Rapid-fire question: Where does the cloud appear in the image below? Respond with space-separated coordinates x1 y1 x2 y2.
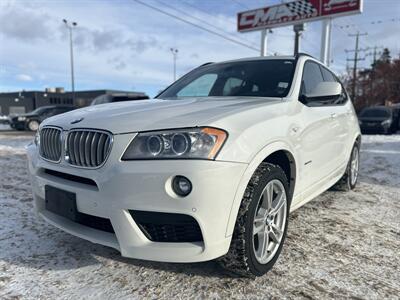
16 74 33 81
1 0 399 98
0 5 53 42
72 26 159 54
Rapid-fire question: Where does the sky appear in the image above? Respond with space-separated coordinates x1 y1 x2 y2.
0 0 400 97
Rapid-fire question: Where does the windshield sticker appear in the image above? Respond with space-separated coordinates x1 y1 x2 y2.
278 82 289 88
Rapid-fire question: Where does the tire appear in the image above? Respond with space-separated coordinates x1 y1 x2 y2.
218 163 291 277
27 120 39 131
331 143 360 191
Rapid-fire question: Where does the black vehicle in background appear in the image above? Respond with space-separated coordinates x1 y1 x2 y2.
9 105 76 131
358 106 397 135
91 92 149 106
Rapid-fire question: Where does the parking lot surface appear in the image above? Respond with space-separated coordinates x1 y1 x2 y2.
0 128 399 299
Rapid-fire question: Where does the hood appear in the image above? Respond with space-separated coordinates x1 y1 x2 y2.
42 97 282 134
12 112 36 118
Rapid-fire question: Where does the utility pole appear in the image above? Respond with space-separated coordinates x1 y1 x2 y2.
63 19 77 103
346 32 368 101
369 46 383 66
170 48 178 82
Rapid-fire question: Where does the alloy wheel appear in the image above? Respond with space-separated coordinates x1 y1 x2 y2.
28 121 39 131
350 146 359 186
252 179 287 264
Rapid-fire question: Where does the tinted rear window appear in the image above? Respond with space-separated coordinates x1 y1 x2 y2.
360 108 391 118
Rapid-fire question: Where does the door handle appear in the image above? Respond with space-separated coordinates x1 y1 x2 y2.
330 113 337 119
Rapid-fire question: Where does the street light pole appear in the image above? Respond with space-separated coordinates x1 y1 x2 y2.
170 48 178 82
63 19 77 103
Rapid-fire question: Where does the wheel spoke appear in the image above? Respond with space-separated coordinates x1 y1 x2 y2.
262 182 273 211
256 231 268 259
271 224 282 238
269 228 280 243
270 193 285 216
253 221 265 235
257 207 268 218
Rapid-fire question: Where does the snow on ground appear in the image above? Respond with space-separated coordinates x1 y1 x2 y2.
0 124 11 131
0 132 399 299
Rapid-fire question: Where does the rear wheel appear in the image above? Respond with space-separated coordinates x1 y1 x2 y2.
219 163 290 277
332 143 360 191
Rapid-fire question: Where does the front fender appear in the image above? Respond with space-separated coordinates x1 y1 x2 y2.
224 140 298 238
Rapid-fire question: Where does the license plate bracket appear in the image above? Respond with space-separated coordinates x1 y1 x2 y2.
45 185 78 221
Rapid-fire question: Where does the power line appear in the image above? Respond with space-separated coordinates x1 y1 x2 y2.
182 0 237 27
155 0 260 49
133 0 260 52
231 0 250 10
335 17 400 29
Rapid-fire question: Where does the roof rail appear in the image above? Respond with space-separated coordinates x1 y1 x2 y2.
199 62 214 67
295 53 316 60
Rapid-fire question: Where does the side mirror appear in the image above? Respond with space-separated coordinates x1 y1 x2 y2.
301 82 342 104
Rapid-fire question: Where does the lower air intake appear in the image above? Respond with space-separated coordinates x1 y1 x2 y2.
129 210 203 243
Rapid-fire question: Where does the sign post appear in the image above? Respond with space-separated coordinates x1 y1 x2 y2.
260 29 268 56
293 23 305 56
237 0 363 61
320 18 332 65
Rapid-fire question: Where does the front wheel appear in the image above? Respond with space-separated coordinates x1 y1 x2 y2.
27 120 39 131
219 163 290 277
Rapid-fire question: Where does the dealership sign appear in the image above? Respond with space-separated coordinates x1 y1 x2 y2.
238 0 363 32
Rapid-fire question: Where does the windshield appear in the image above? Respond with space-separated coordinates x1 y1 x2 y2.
31 107 51 114
360 108 391 118
157 59 295 99
91 95 110 105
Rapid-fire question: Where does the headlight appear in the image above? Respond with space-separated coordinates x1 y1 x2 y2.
121 127 228 160
18 116 26 121
34 130 40 146
381 119 391 126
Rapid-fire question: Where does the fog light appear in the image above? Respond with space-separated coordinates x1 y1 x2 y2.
172 176 192 197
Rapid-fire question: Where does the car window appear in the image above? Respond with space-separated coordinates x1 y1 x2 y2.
222 77 259 96
159 60 295 99
320 67 337 82
56 107 73 114
301 61 324 96
360 108 391 118
321 66 348 105
41 108 54 116
301 61 348 106
177 74 217 97
92 95 110 105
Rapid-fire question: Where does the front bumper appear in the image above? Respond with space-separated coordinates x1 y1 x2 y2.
27 133 247 263
10 120 26 130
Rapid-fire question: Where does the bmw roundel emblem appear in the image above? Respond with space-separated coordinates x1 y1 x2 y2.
71 117 84 124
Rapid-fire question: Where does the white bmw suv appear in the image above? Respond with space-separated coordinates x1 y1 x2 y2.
27 54 361 277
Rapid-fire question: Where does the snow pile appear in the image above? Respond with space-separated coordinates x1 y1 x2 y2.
0 133 32 155
0 124 11 131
